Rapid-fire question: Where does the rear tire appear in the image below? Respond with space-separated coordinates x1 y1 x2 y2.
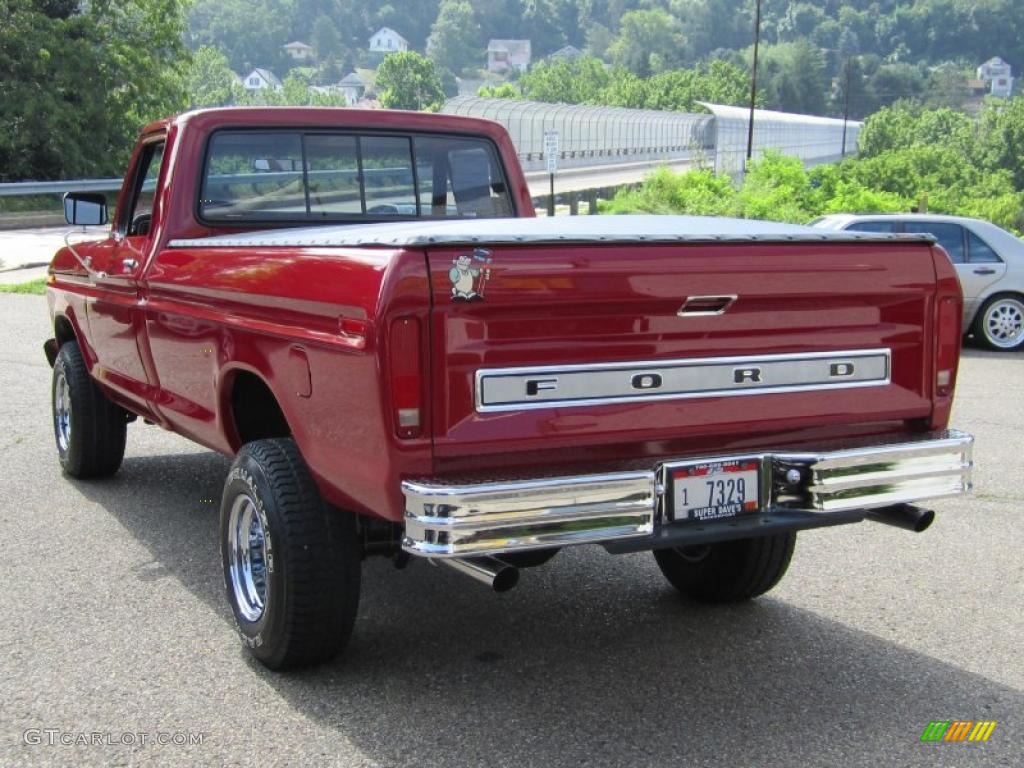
973 293 1024 351
51 340 127 478
653 533 796 603
220 438 361 670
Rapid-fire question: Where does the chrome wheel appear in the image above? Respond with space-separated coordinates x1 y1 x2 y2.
983 297 1024 349
227 494 269 622
54 371 72 453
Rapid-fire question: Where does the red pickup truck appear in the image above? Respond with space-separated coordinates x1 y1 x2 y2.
45 108 973 670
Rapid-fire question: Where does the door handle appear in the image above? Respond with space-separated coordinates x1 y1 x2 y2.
973 267 996 275
121 258 138 273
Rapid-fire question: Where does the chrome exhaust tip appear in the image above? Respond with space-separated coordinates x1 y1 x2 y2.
867 503 935 533
438 556 520 592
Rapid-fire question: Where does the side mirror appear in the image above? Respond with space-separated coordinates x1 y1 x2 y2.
63 192 108 226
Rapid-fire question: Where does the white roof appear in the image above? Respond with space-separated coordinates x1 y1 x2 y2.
372 27 407 43
246 68 281 87
488 39 531 53
170 215 934 249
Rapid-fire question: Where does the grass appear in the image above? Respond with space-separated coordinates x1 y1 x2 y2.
0 278 48 295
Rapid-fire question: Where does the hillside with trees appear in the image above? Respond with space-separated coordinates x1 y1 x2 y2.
184 1 1022 117
3 0 1022 182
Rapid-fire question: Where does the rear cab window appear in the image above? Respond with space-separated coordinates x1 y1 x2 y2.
199 129 513 224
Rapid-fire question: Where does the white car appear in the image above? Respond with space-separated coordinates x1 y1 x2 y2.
813 213 1024 351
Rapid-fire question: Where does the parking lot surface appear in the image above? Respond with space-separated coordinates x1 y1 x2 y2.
1 292 1021 767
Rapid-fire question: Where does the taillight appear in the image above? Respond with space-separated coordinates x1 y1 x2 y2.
935 295 959 398
929 242 963 431
389 317 423 439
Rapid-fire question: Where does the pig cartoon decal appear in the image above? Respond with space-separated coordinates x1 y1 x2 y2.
448 248 492 301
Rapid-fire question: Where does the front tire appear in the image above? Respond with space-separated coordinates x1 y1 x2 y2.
653 533 796 603
220 438 361 670
51 340 127 478
974 293 1024 351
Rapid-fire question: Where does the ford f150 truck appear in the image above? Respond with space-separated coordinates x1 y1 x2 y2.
44 108 973 670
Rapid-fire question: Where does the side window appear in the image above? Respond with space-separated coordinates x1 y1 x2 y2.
847 221 897 233
903 221 966 263
123 141 166 237
967 231 1003 263
413 135 513 218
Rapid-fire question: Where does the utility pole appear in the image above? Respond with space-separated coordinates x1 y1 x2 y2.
841 57 852 158
746 0 763 161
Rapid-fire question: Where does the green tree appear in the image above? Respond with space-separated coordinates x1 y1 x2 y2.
187 46 240 108
188 0 293 73
599 67 649 108
521 0 570 57
282 71 313 104
607 9 686 77
643 60 752 112
426 0 481 76
477 82 521 98
976 97 1024 190
0 0 189 181
376 51 445 111
757 40 828 115
867 62 926 111
311 14 342 61
518 56 611 104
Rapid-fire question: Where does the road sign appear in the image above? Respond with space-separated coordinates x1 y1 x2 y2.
544 131 559 174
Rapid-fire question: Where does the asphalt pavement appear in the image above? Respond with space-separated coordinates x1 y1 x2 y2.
1 292 1021 767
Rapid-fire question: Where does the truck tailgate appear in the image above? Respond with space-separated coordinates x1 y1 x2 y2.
426 241 937 466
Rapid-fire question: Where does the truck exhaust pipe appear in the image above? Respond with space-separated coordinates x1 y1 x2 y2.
867 504 935 533
438 556 520 592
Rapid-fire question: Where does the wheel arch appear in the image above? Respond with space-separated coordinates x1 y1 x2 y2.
50 309 97 369
220 365 293 452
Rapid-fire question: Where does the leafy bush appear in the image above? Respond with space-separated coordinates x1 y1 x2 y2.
600 168 738 216
605 100 1024 235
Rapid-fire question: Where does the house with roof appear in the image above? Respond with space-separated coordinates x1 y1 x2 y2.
976 56 1014 97
283 41 315 61
547 45 584 62
369 27 408 54
242 68 282 91
338 72 366 106
487 39 532 74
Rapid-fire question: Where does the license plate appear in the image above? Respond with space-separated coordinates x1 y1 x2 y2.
667 458 761 522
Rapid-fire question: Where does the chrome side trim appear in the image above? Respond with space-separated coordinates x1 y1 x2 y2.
475 348 891 413
401 430 973 558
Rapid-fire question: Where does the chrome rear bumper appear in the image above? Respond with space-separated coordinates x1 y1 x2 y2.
401 430 973 558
